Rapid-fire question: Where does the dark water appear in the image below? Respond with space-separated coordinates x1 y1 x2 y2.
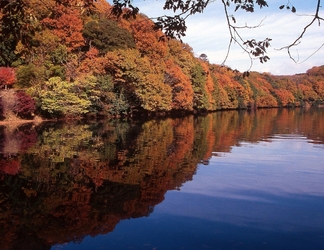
0 108 324 250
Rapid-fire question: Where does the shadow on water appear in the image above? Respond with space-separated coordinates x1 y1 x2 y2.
0 108 323 249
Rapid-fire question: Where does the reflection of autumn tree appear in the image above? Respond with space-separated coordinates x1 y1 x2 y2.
168 116 196 170
1 109 324 249
209 109 281 153
129 117 201 198
201 115 216 163
210 111 242 153
209 108 324 155
27 123 96 164
0 123 37 157
0 118 203 249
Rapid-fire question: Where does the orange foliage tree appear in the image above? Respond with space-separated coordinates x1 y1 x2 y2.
298 84 319 104
129 15 168 64
0 67 16 89
273 89 295 107
77 48 106 76
164 59 193 111
313 81 324 101
42 7 84 52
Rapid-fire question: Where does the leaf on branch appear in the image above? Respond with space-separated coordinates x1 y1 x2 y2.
111 0 139 19
243 71 250 78
154 15 187 40
259 55 270 63
256 0 268 9
279 4 296 14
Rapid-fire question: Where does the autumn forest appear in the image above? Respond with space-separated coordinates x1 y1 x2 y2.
0 0 324 120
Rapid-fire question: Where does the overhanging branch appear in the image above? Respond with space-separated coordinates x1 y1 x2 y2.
278 0 323 63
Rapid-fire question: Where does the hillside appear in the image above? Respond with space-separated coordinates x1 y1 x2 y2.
0 0 324 120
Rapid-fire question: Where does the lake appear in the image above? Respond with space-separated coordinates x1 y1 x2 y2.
0 108 324 250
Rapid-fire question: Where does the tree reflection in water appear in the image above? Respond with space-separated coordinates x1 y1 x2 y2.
0 108 323 249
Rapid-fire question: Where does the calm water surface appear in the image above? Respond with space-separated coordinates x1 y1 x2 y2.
0 108 324 250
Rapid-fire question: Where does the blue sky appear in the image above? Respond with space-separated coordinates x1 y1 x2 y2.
124 0 324 75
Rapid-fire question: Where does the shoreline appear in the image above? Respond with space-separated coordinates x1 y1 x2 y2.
0 117 44 126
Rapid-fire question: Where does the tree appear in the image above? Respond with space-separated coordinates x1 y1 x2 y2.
13 91 36 119
16 64 41 88
0 0 94 56
105 49 172 112
83 18 135 54
164 59 193 110
128 15 168 63
42 7 84 52
273 89 295 107
2 0 322 70
0 67 16 89
0 0 28 65
38 77 92 117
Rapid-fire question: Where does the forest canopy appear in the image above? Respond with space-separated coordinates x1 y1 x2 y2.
0 0 323 120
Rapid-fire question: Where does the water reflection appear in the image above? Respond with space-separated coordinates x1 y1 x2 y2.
0 108 323 249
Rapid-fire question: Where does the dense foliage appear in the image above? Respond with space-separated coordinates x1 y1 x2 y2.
0 0 324 120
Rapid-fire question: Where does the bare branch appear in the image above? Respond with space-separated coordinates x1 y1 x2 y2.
221 0 253 70
299 42 324 64
220 0 271 71
279 0 323 62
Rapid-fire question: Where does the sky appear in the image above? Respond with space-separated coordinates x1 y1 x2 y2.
126 0 324 75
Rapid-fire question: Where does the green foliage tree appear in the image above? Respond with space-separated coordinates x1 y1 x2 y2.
106 49 172 112
0 35 19 66
37 77 91 117
190 63 209 110
83 18 135 54
16 63 48 88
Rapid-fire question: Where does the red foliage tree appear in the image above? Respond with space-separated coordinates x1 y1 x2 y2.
0 67 16 89
13 91 36 119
